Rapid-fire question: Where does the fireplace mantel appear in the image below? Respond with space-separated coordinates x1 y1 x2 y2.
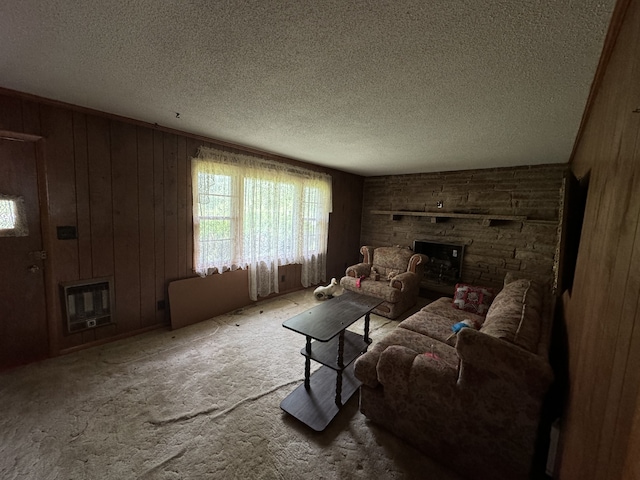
371 209 527 226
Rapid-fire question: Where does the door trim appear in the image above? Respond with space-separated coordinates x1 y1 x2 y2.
1 130 56 357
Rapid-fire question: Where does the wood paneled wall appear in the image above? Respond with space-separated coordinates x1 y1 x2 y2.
558 0 640 478
0 90 364 356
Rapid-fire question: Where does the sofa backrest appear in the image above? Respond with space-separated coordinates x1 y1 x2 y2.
479 278 546 354
456 276 555 399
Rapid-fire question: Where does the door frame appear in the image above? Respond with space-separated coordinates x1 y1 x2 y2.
1 129 56 357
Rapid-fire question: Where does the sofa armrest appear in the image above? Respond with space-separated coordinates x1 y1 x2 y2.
456 328 553 397
360 246 376 264
376 345 414 396
389 271 419 291
345 263 371 278
377 344 458 395
354 341 388 388
407 253 428 273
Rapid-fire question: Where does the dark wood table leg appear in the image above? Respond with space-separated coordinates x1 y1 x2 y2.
335 330 345 406
364 312 372 344
304 336 311 389
336 330 345 368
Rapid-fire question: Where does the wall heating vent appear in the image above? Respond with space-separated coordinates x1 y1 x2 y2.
61 277 115 333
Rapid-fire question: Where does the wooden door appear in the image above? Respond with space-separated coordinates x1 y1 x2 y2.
0 138 48 369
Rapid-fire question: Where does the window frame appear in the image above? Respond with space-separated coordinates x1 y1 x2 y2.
0 194 28 237
192 155 332 276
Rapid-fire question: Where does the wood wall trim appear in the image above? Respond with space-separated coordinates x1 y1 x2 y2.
36 139 57 358
0 87 344 177
0 129 43 142
0 129 56 355
58 323 165 355
569 0 633 163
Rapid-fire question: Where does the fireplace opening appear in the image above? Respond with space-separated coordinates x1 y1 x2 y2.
413 240 464 292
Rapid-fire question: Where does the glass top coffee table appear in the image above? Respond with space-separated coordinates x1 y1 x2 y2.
280 291 383 431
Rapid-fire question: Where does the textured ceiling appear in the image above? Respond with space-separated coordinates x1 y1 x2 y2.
0 1 615 176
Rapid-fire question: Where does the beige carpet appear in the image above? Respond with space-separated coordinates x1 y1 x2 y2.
0 288 462 480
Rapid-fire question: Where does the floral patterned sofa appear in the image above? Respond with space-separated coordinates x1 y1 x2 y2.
340 245 428 319
354 275 554 480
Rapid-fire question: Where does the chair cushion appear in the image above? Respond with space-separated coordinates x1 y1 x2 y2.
340 276 403 303
371 247 414 277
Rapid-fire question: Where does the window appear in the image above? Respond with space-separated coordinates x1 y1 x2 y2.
0 199 16 229
192 148 332 300
0 195 28 237
196 173 236 268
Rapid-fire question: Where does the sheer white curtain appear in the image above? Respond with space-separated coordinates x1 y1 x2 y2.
192 147 332 300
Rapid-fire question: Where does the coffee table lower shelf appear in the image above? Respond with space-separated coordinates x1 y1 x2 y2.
280 363 360 432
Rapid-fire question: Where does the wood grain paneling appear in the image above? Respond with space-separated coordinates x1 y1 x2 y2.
185 138 199 273
72 111 93 280
153 130 166 324
111 121 141 333
0 94 23 131
0 89 364 359
327 173 364 279
163 133 179 306
559 0 640 478
624 400 640 478
21 99 41 134
177 136 187 279
86 115 114 279
137 127 157 327
40 105 78 279
40 105 85 350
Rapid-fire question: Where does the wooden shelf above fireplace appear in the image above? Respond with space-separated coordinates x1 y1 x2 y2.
370 210 527 226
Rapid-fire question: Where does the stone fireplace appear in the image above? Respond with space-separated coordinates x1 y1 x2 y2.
413 240 464 294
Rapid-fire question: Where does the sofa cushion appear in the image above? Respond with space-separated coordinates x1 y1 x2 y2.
425 297 486 324
452 283 495 316
480 279 541 353
399 297 484 344
399 307 453 344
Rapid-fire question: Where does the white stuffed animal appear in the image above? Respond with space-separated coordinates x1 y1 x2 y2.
314 278 339 300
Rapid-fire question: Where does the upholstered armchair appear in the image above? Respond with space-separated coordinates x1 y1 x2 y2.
340 246 428 319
